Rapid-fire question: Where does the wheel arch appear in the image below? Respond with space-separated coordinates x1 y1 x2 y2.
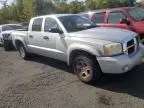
15 39 26 50
67 45 101 66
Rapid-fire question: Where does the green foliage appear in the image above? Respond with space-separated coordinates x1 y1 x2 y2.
56 1 85 13
0 0 134 24
141 0 144 7
85 0 132 10
35 0 56 15
20 0 36 21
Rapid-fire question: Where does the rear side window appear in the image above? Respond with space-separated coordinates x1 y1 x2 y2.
32 18 43 31
108 11 126 23
91 12 105 24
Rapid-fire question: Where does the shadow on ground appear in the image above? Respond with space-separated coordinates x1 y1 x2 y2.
27 55 73 73
27 55 144 99
95 63 144 99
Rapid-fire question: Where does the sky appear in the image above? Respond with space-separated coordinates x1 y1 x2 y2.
0 0 14 8
8 0 14 4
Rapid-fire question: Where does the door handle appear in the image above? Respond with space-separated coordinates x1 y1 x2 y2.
43 36 49 40
29 35 33 38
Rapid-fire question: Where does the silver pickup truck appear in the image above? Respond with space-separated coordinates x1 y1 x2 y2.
11 14 143 83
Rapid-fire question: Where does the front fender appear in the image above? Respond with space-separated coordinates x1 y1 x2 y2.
12 36 27 50
67 43 102 65
11 31 28 49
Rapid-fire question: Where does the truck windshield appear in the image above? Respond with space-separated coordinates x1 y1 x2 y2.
2 25 23 31
127 7 144 21
58 15 96 33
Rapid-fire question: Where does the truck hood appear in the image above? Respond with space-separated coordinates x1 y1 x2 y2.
70 27 137 43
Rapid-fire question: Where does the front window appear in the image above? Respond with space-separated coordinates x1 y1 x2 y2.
127 7 144 21
44 18 59 32
58 15 95 33
108 11 126 23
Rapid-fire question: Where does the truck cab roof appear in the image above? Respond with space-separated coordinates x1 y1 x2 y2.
33 14 75 19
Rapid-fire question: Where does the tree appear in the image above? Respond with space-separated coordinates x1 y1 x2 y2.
85 0 131 10
35 0 56 15
141 0 144 7
21 0 36 21
56 1 85 13
0 0 134 24
68 1 85 13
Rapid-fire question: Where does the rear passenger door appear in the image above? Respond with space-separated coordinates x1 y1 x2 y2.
104 11 129 29
28 17 44 54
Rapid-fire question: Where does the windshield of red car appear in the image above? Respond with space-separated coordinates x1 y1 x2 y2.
127 7 144 21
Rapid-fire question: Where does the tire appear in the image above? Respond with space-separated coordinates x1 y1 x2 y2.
73 55 102 84
3 41 9 51
18 43 29 59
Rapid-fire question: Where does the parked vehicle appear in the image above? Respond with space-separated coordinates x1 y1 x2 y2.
80 7 144 43
0 24 24 50
19 22 29 30
12 14 142 83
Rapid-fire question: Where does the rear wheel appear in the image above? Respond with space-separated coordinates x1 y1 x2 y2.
3 41 10 51
73 55 102 84
18 43 29 59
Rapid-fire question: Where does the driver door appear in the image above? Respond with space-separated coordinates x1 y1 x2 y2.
41 17 62 59
104 11 130 29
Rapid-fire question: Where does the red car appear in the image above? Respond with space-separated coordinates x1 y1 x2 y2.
80 7 144 41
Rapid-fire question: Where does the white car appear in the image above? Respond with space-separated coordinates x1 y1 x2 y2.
0 24 24 50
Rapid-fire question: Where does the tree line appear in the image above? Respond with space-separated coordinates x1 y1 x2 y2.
0 0 142 24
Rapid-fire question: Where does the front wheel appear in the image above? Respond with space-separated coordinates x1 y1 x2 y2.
18 44 29 59
73 55 102 84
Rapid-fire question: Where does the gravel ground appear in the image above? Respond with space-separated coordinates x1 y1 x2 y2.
0 46 144 108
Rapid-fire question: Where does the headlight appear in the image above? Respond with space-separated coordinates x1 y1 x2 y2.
103 43 123 56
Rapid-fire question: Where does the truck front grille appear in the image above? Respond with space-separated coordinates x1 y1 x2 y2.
126 36 139 55
2 34 10 40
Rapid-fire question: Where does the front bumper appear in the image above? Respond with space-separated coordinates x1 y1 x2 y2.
97 46 143 74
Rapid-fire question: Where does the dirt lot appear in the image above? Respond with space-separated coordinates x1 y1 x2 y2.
0 47 144 108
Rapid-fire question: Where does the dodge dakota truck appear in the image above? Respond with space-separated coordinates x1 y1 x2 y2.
11 14 142 83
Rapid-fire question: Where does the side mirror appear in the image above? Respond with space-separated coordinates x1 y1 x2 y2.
120 18 131 25
50 27 63 34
